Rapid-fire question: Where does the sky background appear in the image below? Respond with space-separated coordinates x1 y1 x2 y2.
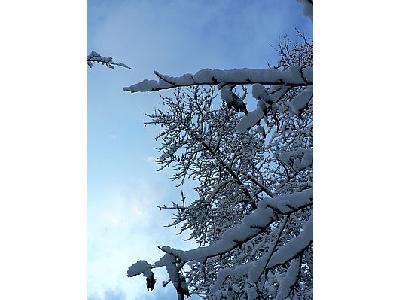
87 1 311 299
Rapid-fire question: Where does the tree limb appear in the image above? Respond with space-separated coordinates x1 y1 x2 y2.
123 67 312 93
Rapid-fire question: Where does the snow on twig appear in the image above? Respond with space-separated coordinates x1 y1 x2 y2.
87 51 131 69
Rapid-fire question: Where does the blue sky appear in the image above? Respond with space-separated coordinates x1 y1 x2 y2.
87 1 311 299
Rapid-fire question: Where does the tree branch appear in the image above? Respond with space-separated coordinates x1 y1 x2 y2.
87 51 131 69
123 67 312 93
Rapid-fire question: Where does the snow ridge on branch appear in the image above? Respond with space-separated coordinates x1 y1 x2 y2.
123 66 312 93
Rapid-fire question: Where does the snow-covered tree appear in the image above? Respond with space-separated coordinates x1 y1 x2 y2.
126 32 313 299
126 3 313 299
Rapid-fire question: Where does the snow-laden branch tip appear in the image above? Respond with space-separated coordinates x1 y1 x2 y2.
127 260 152 277
122 66 312 93
87 51 131 69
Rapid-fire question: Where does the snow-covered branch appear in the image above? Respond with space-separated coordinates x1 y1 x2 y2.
87 51 131 69
127 189 312 278
123 66 312 93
